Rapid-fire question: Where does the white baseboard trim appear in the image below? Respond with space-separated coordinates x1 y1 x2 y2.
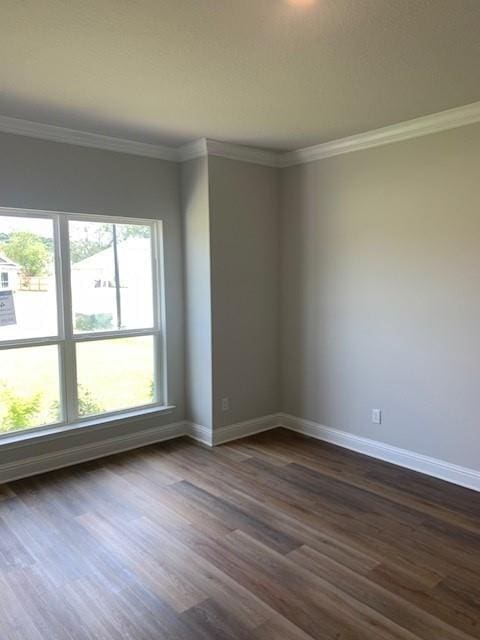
2 411 478 493
187 422 214 447
0 421 187 485
279 413 480 492
0 414 281 484
184 414 281 447
213 413 282 446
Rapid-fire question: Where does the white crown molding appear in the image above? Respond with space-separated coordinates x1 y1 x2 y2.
206 139 280 167
0 114 178 161
177 138 281 167
280 100 480 167
177 138 208 162
279 413 480 492
0 115 281 166
1 101 479 167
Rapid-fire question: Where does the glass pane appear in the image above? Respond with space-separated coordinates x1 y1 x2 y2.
116 224 154 330
69 221 117 333
0 215 58 340
69 221 154 332
0 345 62 434
76 336 155 416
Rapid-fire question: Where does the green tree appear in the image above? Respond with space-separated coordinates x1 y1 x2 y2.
69 223 112 263
148 378 156 402
0 386 41 432
3 231 50 277
48 384 104 421
119 225 150 240
69 223 150 263
77 385 104 417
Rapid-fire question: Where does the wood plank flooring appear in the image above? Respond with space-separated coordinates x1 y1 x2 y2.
0 427 479 639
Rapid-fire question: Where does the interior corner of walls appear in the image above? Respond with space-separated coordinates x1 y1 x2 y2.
180 151 214 435
186 421 214 447
207 155 282 433
212 413 282 446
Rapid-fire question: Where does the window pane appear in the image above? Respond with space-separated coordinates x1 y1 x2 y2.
70 221 154 332
76 336 155 416
116 224 154 329
0 345 62 434
0 216 58 340
70 221 117 333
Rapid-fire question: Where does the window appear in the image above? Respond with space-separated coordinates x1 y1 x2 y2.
1 272 8 288
0 210 166 437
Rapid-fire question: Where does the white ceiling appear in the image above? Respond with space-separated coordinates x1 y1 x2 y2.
1 0 479 151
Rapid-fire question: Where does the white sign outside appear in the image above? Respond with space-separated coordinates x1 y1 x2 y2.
0 290 16 326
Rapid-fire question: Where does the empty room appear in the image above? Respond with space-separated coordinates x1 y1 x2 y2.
0 1 479 638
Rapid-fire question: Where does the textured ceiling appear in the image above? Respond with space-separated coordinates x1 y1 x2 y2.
1 0 479 150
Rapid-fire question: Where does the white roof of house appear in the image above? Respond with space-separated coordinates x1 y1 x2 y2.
0 254 20 269
71 238 150 271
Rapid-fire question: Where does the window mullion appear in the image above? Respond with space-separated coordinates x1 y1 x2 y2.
152 222 167 405
58 216 78 422
71 328 155 343
112 224 122 329
53 214 66 342
53 215 68 424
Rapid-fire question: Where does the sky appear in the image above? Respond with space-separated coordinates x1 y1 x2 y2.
0 215 53 237
0 216 150 243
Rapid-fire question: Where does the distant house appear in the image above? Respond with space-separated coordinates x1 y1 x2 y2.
0 254 20 291
71 238 153 329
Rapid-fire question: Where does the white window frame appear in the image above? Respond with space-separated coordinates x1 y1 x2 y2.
0 207 169 441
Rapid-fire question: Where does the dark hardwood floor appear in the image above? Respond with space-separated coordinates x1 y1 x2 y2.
0 428 479 639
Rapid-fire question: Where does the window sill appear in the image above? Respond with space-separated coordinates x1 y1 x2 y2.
0 405 177 450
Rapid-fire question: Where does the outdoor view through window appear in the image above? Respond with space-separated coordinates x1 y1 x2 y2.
0 212 163 435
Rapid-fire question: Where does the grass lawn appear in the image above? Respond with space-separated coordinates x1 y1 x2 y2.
0 337 155 433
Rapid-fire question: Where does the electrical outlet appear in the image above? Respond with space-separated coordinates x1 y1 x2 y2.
221 397 230 412
372 409 382 425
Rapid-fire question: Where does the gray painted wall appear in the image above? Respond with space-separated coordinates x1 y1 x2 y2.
209 156 280 428
181 155 280 431
0 133 280 454
280 122 480 470
3 121 478 476
181 156 213 428
0 131 184 461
